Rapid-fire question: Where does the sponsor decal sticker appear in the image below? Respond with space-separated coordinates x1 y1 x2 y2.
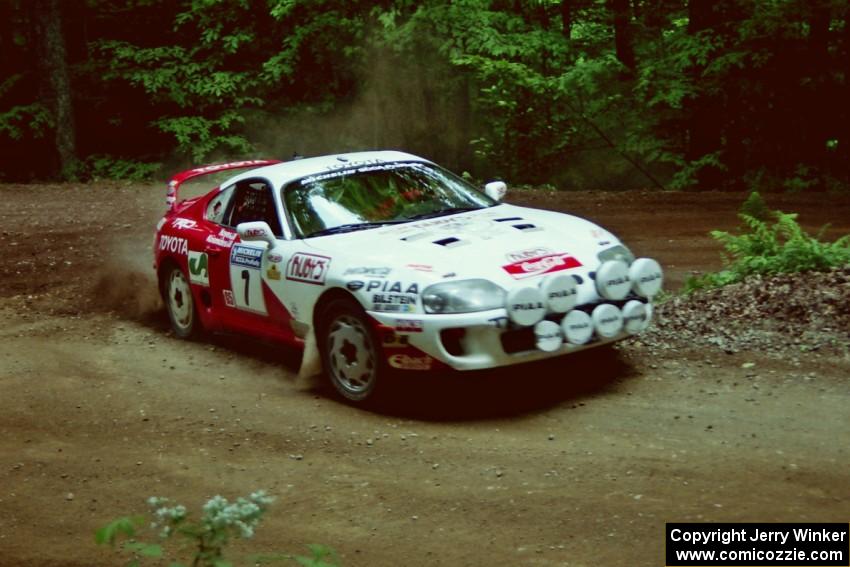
388 354 433 371
365 281 419 294
172 218 197 230
505 246 552 263
286 252 331 285
372 296 417 313
159 235 188 256
222 290 235 307
206 228 238 248
231 245 263 269
370 281 420 312
267 264 281 280
512 300 545 311
406 263 433 272
188 251 209 286
343 267 391 278
244 227 268 238
268 253 283 263
394 319 423 333
346 280 364 291
502 252 582 279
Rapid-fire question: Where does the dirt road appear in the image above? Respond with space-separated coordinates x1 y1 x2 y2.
1 184 848 566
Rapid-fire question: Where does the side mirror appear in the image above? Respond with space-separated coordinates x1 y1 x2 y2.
237 221 276 246
484 181 507 202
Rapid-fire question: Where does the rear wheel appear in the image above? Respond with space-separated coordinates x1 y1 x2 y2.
317 298 386 404
163 266 200 339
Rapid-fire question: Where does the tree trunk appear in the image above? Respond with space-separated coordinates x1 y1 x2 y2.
34 0 77 178
560 0 572 39
842 3 850 178
610 0 636 71
685 0 723 189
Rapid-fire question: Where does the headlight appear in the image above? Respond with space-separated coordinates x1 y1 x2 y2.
422 279 506 314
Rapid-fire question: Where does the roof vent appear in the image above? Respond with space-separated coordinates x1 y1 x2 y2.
512 223 538 231
494 217 523 222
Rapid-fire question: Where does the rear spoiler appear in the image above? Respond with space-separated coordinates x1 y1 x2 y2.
166 159 282 211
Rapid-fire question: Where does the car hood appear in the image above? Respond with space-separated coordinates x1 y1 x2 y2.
302 204 623 287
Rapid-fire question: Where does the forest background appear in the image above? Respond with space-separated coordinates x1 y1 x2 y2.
3 0 850 191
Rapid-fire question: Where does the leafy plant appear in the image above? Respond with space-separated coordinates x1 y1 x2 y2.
685 192 850 292
0 103 53 140
83 155 161 182
96 491 340 567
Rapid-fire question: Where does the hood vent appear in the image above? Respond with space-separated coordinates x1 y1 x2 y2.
494 216 523 222
433 236 463 247
512 223 539 231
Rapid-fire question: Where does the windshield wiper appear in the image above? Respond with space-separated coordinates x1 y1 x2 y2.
307 220 404 237
403 206 480 221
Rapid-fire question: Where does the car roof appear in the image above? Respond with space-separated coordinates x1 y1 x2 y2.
222 150 431 189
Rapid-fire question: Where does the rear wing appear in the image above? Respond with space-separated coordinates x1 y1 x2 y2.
166 159 282 211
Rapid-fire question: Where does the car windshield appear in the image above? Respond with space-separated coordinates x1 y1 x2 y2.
283 161 497 238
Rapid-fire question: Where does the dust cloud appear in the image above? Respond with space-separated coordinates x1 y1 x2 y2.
249 46 475 174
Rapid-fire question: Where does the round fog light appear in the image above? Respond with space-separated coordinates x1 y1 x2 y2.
540 273 577 313
591 303 624 338
506 286 546 326
534 320 563 352
596 260 630 300
622 300 648 334
629 258 663 298
561 310 593 345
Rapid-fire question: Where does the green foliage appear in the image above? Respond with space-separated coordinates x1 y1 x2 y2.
83 155 161 182
0 103 53 140
685 192 850 292
4 0 850 186
97 490 339 567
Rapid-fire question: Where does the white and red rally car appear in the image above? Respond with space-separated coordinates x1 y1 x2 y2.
154 151 662 404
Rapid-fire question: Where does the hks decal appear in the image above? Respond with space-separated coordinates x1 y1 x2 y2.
343 267 391 278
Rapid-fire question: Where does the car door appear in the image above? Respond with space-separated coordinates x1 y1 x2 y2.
205 178 296 340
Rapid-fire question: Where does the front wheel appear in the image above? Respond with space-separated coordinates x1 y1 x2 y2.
163 265 200 339
317 298 387 404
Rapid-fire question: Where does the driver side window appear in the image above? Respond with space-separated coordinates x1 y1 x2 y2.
225 179 284 237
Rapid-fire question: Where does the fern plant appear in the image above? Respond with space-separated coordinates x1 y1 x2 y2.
685 192 850 292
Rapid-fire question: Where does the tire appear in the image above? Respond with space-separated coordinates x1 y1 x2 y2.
317 298 387 404
163 265 200 339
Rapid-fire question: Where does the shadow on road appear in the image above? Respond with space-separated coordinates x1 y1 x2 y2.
128 305 635 421
372 346 637 422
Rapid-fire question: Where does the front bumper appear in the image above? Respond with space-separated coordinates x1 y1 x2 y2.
368 300 651 371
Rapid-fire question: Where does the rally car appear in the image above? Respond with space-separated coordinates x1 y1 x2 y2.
154 151 663 404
